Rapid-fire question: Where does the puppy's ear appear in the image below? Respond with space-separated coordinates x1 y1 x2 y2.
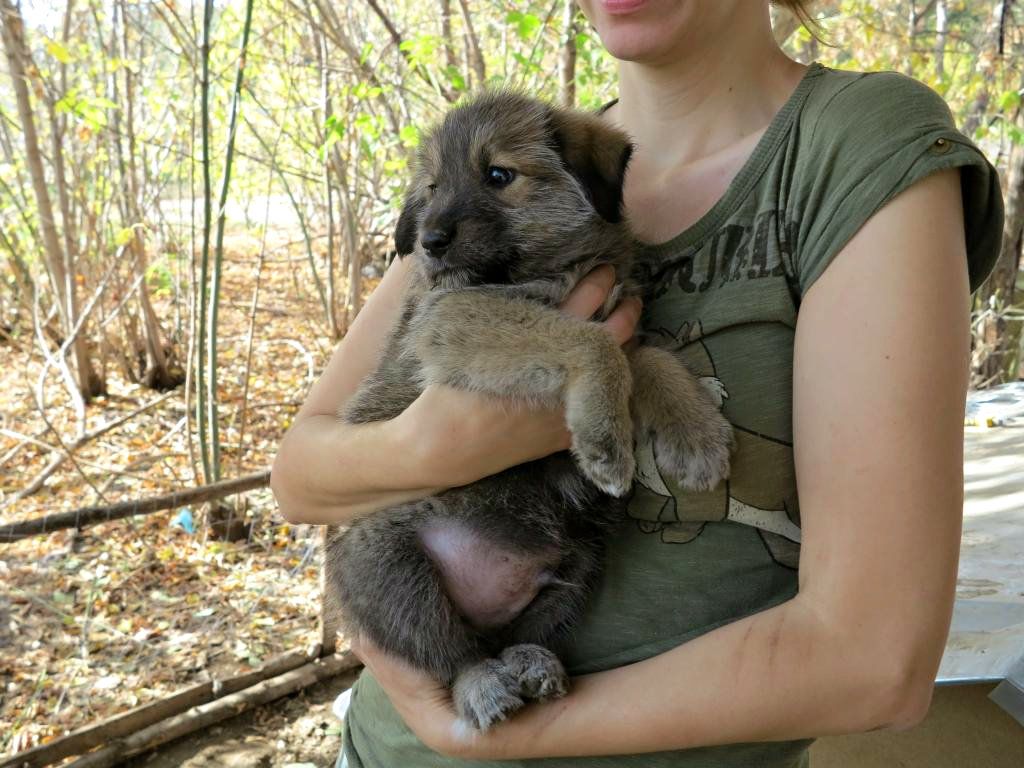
394 194 425 257
548 109 634 222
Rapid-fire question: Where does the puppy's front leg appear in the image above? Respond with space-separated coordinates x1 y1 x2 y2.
408 290 635 496
628 345 733 492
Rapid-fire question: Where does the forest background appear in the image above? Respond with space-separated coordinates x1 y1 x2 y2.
1 0 1022 762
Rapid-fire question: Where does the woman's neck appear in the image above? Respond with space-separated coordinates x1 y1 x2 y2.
610 12 806 168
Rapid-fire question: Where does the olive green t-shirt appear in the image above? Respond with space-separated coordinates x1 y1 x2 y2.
341 63 1003 767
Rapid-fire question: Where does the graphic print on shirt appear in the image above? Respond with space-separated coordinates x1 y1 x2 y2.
642 210 800 301
627 319 802 569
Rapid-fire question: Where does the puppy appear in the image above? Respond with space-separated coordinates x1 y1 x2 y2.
325 91 732 730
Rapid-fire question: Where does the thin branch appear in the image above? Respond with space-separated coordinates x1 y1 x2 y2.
0 470 271 543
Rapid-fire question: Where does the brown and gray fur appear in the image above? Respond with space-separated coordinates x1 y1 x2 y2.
325 91 732 731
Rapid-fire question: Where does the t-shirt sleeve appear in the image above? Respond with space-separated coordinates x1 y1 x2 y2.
790 71 1004 297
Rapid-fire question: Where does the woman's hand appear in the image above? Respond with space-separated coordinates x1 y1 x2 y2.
350 636 467 757
397 265 642 490
351 635 534 760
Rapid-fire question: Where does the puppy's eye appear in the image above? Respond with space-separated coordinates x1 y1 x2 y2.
427 183 437 193
485 166 516 188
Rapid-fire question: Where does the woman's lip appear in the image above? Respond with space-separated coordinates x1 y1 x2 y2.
601 0 648 15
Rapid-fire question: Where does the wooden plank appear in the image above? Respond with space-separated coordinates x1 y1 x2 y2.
0 646 320 768
68 652 359 768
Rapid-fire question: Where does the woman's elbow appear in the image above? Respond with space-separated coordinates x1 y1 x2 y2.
847 641 940 733
820 611 942 734
871 659 937 731
270 444 313 524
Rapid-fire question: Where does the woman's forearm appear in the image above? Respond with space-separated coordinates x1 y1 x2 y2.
472 595 932 760
270 413 442 525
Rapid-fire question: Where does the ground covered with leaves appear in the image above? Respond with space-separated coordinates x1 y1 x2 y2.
0 233 376 762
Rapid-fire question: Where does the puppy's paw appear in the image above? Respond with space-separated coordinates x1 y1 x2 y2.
571 427 635 497
500 644 568 702
655 408 733 492
452 659 524 731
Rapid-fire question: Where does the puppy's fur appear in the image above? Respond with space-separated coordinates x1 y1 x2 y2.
325 92 732 730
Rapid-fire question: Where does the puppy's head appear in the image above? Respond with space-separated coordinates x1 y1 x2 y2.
395 91 634 288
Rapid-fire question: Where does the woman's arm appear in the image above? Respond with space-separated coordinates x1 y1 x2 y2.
270 259 640 525
357 168 970 758
270 256 439 523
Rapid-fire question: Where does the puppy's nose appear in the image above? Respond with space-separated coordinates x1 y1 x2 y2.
421 228 453 257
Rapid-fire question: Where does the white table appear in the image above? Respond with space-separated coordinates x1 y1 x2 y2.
938 420 1024 725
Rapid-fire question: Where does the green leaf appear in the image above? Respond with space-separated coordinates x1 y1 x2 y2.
399 124 419 148
512 52 540 74
997 90 1022 112
445 66 466 92
506 11 541 40
45 39 72 64
399 34 441 67
354 112 378 141
114 227 134 247
146 261 172 295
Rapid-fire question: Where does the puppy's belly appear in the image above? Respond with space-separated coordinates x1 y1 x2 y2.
418 521 559 631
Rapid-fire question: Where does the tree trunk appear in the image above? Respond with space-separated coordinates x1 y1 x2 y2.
456 0 485 87
962 2 1005 137
317 18 341 339
117 0 177 391
205 0 257 484
559 0 577 107
440 0 457 73
973 136 1024 386
906 1 917 76
196 0 215 483
2 0 101 400
934 0 946 78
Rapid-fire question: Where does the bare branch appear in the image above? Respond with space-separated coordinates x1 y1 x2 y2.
0 470 271 543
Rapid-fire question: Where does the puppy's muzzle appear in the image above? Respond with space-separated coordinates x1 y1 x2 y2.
422 227 454 257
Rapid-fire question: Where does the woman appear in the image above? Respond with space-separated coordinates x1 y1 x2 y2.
271 1 1004 765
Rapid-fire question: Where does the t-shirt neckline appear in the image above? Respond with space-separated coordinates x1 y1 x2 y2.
630 61 826 257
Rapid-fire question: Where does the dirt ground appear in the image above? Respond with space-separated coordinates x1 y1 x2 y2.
124 669 359 768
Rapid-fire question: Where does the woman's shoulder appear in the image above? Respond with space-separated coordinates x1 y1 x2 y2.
799 65 960 148
783 65 1003 296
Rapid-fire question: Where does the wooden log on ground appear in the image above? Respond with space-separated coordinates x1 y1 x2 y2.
67 652 359 768
0 470 270 543
0 645 322 768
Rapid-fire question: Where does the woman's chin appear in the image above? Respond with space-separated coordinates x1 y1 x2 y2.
583 2 697 64
594 24 683 64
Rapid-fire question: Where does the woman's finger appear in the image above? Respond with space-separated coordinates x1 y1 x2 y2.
603 296 642 346
560 265 615 319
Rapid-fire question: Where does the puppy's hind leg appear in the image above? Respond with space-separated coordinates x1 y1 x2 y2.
493 539 607 705
325 508 525 731
325 508 484 684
